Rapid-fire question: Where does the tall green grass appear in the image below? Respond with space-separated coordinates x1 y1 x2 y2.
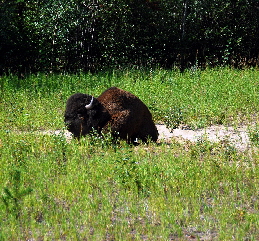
1 68 259 131
1 131 259 240
1 68 259 240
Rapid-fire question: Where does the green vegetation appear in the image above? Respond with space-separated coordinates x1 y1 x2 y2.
1 68 259 130
1 68 259 240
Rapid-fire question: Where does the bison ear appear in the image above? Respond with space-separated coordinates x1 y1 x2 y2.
85 96 94 110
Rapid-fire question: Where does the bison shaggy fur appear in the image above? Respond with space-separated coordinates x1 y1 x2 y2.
64 87 158 143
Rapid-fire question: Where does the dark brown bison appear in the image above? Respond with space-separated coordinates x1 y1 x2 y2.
64 87 158 143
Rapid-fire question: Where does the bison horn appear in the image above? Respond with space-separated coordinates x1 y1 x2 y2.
85 96 94 110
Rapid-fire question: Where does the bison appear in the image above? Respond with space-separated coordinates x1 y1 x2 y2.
64 87 158 144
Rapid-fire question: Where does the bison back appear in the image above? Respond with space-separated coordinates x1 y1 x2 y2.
97 87 158 142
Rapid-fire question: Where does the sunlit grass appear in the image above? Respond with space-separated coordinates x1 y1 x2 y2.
1 130 259 240
1 68 259 240
1 68 259 130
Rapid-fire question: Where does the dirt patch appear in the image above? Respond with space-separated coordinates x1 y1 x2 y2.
41 129 73 140
41 124 253 151
156 124 252 151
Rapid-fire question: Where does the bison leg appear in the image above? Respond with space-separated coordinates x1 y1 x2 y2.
137 120 159 143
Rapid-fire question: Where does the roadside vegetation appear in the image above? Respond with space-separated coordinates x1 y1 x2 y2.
1 68 259 240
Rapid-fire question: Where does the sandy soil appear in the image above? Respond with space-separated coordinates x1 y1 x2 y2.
156 124 251 151
43 124 253 151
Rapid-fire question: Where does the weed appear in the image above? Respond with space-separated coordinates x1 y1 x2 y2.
1 169 33 219
114 156 151 196
249 125 259 146
164 106 184 130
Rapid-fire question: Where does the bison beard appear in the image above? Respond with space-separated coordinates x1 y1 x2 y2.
64 87 158 144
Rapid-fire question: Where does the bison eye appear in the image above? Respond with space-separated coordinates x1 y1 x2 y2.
77 113 85 120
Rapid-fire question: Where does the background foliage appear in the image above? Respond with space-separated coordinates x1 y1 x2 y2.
1 0 259 74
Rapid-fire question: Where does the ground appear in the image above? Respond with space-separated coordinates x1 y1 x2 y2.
156 124 251 151
45 124 253 151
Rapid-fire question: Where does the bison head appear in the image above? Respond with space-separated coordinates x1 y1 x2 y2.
64 93 110 138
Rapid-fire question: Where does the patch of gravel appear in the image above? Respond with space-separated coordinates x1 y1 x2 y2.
41 129 73 140
156 124 251 151
37 124 253 151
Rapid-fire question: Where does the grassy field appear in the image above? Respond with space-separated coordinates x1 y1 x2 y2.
1 68 259 240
